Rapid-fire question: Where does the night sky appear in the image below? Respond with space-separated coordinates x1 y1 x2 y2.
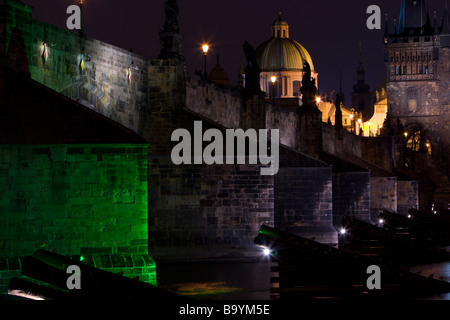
21 0 446 103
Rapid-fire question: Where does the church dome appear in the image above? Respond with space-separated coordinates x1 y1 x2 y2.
255 12 315 72
208 54 230 87
256 38 315 72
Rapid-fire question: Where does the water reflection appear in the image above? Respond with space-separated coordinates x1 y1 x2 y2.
408 261 450 300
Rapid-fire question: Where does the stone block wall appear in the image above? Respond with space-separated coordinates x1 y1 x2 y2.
3 0 147 133
397 180 419 216
322 123 336 155
148 156 274 261
297 109 323 158
361 136 394 172
274 167 336 244
265 103 298 148
370 176 398 217
186 75 242 129
0 144 155 293
336 128 362 158
332 172 372 227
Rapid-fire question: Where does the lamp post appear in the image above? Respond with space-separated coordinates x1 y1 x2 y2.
202 44 209 80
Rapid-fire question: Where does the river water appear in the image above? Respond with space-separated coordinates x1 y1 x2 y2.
157 259 450 300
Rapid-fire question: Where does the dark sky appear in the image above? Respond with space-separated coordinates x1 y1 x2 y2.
21 0 447 102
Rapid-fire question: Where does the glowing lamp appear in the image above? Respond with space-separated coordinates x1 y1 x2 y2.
263 247 271 256
340 228 347 235
271 76 277 83
404 132 408 137
202 44 209 54
316 97 321 103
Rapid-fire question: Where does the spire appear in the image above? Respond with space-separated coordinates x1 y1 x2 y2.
337 75 345 105
398 0 429 34
435 10 440 35
384 13 390 37
442 1 450 34
398 0 406 34
158 0 184 60
353 41 370 93
359 41 363 66
424 6 432 29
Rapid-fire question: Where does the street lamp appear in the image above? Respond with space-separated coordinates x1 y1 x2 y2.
271 76 277 98
202 44 209 79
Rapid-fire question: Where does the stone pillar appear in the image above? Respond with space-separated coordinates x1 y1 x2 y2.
297 107 323 158
274 167 337 245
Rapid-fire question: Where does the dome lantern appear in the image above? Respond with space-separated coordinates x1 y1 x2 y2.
255 12 318 100
272 11 289 38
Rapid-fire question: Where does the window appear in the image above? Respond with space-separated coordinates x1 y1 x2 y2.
407 87 418 111
283 30 286 37
293 80 301 97
425 65 429 74
419 64 423 74
403 65 407 75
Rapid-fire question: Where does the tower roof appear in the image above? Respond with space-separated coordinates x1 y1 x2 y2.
272 11 289 26
398 0 429 34
208 54 230 87
441 1 450 34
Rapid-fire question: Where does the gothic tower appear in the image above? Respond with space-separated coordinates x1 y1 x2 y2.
384 0 450 206
351 41 372 121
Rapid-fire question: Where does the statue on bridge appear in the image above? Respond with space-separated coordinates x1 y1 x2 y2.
300 61 318 109
243 41 262 95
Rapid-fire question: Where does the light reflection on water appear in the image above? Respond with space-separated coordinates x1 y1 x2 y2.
408 260 450 300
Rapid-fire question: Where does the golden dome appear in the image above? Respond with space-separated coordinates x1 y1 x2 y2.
256 38 315 72
255 13 315 72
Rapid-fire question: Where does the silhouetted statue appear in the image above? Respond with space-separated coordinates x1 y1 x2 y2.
243 41 261 95
380 112 393 137
335 95 343 130
300 61 318 108
162 0 179 32
159 0 184 60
